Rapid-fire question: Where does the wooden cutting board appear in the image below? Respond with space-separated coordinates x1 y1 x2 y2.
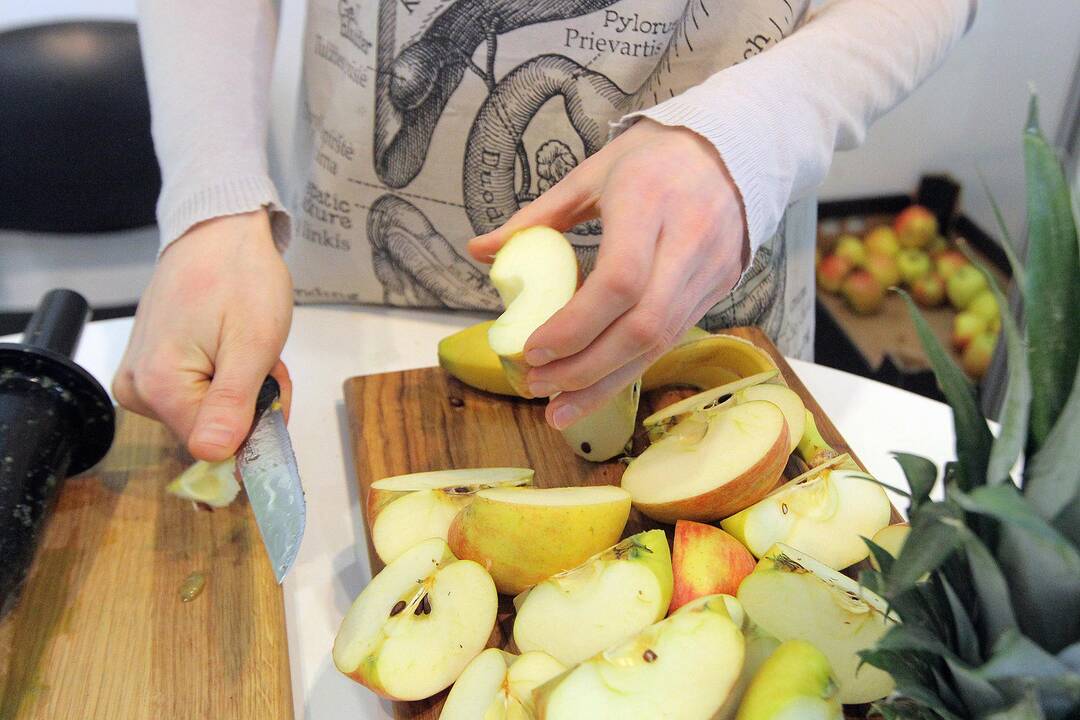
0 411 292 720
344 326 887 720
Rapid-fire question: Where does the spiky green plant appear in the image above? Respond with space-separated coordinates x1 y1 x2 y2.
858 97 1080 720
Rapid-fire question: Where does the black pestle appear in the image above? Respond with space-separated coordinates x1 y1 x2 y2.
0 290 115 617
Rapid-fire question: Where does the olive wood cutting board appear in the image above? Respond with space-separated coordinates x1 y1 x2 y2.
0 411 292 720
344 326 896 720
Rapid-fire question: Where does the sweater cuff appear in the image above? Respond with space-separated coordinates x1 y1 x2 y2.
157 174 291 255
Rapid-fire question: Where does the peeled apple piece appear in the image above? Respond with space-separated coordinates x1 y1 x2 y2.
737 544 897 704
559 379 641 462
166 457 240 507
488 227 578 397
721 457 892 570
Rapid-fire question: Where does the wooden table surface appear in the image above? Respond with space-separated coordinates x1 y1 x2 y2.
0 411 292 719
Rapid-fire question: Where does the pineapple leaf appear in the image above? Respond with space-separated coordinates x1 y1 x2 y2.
1059 643 1080 672
960 531 1017 645
876 623 963 663
894 452 939 513
949 484 1080 565
1021 94 1080 451
941 574 982 665
957 248 1030 486
981 691 1045 720
861 648 965 720
898 291 993 491
944 656 1008 714
887 502 965 593
1025 354 1080 519
979 629 1077 684
864 536 897 575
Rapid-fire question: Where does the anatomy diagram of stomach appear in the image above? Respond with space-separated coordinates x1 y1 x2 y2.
365 0 786 333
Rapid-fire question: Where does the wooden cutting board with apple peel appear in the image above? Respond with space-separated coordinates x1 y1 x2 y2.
343 326 898 720
0 411 293 720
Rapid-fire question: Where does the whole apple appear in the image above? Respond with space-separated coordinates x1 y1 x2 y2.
946 265 989 310
833 234 866 268
910 272 946 308
894 205 938 249
897 248 932 285
926 235 949 258
863 225 900 258
962 331 998 380
816 254 852 294
864 252 900 289
840 270 885 315
967 290 1000 323
952 311 989 351
934 249 969 281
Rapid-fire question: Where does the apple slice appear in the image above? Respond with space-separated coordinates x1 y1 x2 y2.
448 485 631 594
488 226 578 397
439 648 566 720
720 456 891 570
560 379 641 462
366 467 534 523
669 520 756 612
167 457 240 507
332 538 498 701
534 593 745 719
737 543 897 704
869 523 914 573
642 370 778 439
438 320 521 397
732 384 805 455
513 529 673 665
642 334 778 392
735 640 842 720
622 400 789 523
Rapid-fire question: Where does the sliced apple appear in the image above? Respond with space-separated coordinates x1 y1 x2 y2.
438 320 521 396
439 648 566 720
333 538 498 701
720 457 891 570
560 379 641 462
167 457 240 508
642 370 778 439
732 384 805 455
513 529 673 665
366 467 534 524
669 520 756 612
735 640 842 720
534 593 745 719
448 485 631 594
622 400 789 523
869 523 912 572
737 543 897 704
642 334 778 392
488 226 578 397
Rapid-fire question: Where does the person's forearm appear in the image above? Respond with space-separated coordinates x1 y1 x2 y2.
137 0 287 249
627 0 976 253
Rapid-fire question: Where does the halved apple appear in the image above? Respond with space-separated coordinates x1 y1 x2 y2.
642 334 778 392
513 529 673 665
732 384 805 455
622 400 789 523
669 520 756 612
448 485 631 594
333 538 498 701
366 467 534 524
642 370 778 439
735 640 842 720
534 593 745 719
869 523 912 571
368 468 534 564
560 379 641 462
720 456 891 570
488 226 578 397
737 543 897 704
439 648 566 720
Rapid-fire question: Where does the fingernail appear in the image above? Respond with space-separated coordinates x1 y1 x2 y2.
525 348 554 366
194 422 234 449
528 380 559 398
551 403 580 430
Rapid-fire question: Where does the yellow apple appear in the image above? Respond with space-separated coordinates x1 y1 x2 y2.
670 520 756 612
513 529 673 665
438 321 520 396
735 640 842 720
870 523 911 571
448 485 632 594
332 538 497 701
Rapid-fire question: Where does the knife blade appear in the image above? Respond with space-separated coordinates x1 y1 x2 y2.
236 376 305 583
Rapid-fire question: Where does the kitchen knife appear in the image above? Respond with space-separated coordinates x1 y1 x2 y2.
237 376 305 583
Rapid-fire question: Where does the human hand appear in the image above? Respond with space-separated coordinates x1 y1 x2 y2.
113 210 294 461
468 119 748 429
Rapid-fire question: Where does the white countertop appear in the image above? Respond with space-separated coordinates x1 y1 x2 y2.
5 305 957 719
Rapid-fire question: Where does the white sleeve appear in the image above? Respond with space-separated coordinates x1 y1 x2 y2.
623 0 977 255
136 0 290 251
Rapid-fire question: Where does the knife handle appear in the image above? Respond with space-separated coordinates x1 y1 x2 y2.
252 376 281 427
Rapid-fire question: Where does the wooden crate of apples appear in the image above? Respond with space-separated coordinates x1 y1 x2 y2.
331 227 911 720
816 204 1004 381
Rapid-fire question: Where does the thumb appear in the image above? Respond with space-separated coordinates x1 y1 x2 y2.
466 169 598 263
187 349 274 462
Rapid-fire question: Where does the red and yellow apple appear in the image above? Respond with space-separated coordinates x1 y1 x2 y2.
816 254 852 294
934 249 968 280
897 248 932 285
952 311 989 352
946 264 989 310
863 252 900 289
840 269 885 314
910 272 946 308
863 226 900 258
962 331 997 380
894 205 938 249
670 520 756 612
833 234 866 268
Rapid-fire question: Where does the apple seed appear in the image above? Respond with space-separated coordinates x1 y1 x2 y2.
390 600 407 617
581 442 592 454
642 649 657 663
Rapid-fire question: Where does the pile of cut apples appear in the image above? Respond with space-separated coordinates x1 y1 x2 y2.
334 228 910 719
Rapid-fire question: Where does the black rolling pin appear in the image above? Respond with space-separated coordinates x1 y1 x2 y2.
0 289 115 617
